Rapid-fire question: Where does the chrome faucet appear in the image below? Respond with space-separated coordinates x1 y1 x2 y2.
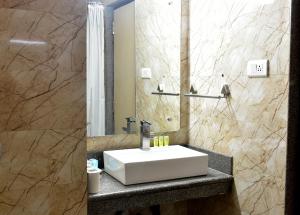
140 120 152 150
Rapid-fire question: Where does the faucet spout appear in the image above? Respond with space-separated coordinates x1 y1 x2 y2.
140 120 152 150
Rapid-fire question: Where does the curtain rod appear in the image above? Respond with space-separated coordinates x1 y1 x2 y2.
88 1 103 5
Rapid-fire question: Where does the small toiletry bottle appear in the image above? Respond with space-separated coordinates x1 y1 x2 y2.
89 159 98 168
87 160 92 169
153 136 159 147
163 136 169 146
159 136 164 147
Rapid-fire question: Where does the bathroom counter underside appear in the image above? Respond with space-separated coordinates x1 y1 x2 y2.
88 168 233 214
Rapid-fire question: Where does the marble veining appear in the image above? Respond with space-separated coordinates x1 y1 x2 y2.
0 7 86 132
0 0 86 16
188 0 290 214
135 0 181 132
0 0 87 214
0 129 86 215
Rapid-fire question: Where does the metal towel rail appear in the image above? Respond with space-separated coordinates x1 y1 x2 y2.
184 84 230 99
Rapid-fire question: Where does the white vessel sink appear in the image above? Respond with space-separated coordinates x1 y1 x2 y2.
104 145 208 185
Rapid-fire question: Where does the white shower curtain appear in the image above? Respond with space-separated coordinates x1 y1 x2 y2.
87 3 105 137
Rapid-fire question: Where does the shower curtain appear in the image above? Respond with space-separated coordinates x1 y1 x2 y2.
87 3 105 137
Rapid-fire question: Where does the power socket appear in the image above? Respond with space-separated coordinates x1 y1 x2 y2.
247 59 269 77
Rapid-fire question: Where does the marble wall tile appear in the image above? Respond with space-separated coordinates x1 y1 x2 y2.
0 129 86 214
0 0 87 214
189 0 290 214
179 0 190 144
0 180 86 215
0 7 86 132
189 0 290 78
87 134 139 152
0 0 86 16
0 131 87 215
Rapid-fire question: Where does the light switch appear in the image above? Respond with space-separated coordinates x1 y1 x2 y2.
247 59 269 77
140 68 152 79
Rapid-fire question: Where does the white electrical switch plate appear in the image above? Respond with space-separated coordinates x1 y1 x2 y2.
140 68 152 79
247 59 269 77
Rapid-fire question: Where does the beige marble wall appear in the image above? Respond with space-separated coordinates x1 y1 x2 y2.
135 0 181 132
188 0 290 214
0 1 87 214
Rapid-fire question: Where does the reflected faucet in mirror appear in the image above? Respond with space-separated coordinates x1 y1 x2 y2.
140 120 152 150
122 117 137 134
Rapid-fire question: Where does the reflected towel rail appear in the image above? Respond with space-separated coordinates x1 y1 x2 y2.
184 84 231 99
151 92 180 96
184 94 225 99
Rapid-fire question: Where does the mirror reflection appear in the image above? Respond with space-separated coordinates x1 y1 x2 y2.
87 0 181 137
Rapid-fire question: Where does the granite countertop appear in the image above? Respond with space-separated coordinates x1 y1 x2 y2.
88 168 233 214
88 146 234 214
89 168 233 201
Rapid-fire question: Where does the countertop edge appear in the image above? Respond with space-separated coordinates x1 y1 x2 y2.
89 168 233 202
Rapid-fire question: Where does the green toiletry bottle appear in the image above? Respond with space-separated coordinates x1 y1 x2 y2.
153 136 159 147
164 136 169 146
159 136 164 147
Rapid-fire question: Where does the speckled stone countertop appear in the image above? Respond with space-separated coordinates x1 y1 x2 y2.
88 168 233 214
88 146 233 214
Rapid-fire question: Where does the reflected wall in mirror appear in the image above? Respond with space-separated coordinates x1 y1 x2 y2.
87 0 181 137
136 0 181 133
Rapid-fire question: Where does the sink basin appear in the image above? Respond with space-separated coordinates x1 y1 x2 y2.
104 145 208 185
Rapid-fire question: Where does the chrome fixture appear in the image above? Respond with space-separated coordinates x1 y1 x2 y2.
140 120 152 150
152 92 180 96
184 84 231 99
122 117 136 134
157 84 164 93
151 84 180 96
88 0 103 5
88 0 103 3
221 84 231 97
189 85 198 94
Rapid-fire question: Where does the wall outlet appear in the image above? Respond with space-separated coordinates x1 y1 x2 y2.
247 59 269 77
140 68 152 79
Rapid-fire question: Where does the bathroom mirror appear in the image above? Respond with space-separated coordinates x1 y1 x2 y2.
87 0 181 137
